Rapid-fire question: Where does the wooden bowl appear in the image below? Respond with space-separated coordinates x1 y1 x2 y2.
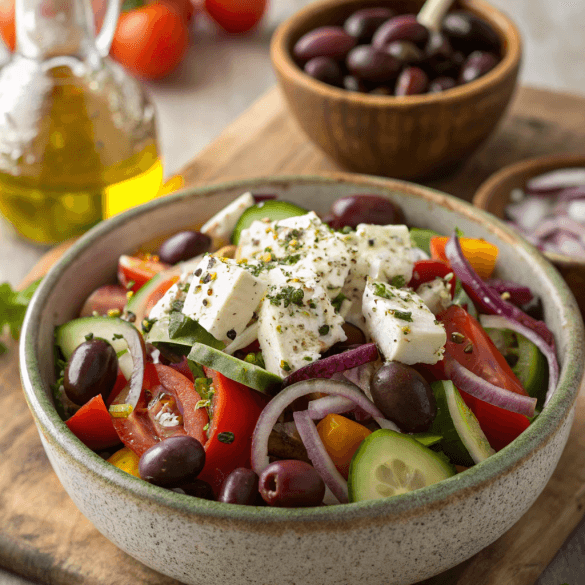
270 0 522 179
474 153 585 314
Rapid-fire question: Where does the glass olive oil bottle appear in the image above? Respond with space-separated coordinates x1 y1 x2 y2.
0 0 163 244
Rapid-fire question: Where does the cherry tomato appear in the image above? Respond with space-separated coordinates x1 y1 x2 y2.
204 0 267 34
110 3 190 80
117 254 170 292
197 369 269 494
408 259 456 297
437 305 531 451
111 363 208 455
0 0 14 51
66 395 121 451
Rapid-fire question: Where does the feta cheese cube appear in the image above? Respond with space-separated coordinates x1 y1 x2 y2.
183 256 267 345
147 271 192 321
238 212 356 299
415 279 452 316
363 278 446 365
342 223 414 327
200 192 255 248
258 269 346 377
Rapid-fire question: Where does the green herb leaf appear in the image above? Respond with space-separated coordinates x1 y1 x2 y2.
393 310 413 322
0 278 42 354
218 431 235 444
373 282 393 300
390 275 406 288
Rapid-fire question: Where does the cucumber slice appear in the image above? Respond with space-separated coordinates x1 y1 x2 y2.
430 380 495 466
55 317 139 380
147 314 224 355
348 429 456 503
187 342 282 395
231 200 308 244
411 432 443 448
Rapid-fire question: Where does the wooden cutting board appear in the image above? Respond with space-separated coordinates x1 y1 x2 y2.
3 85 585 585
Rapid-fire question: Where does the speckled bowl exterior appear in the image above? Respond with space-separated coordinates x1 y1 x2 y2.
20 175 584 585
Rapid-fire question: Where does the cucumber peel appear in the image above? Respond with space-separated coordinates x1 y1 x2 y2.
348 429 456 503
55 316 139 380
187 342 282 395
231 200 308 244
430 380 495 466
147 314 224 355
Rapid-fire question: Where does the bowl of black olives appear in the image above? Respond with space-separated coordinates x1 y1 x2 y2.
271 0 521 179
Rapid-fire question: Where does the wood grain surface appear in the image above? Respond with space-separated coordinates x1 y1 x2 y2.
3 84 585 585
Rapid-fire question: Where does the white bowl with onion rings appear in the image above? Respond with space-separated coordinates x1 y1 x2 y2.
20 174 585 585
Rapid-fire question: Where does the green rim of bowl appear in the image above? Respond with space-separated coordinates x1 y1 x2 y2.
19 174 585 527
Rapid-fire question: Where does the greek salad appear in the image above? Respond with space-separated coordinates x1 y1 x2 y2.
52 192 558 507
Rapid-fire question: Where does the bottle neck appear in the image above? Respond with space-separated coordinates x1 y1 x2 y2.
15 0 97 60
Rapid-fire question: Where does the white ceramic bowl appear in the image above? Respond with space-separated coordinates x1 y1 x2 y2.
20 175 584 585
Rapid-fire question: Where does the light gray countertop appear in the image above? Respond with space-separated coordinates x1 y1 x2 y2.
2 1 585 583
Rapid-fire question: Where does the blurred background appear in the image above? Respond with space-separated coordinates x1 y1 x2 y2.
2 0 585 286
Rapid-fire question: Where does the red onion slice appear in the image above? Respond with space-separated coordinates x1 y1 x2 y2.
251 379 396 475
293 410 349 504
479 314 559 406
533 216 585 243
121 326 147 409
443 353 537 417
486 279 533 306
282 343 379 388
506 196 551 230
308 395 356 419
444 233 555 348
556 185 585 202
526 167 585 193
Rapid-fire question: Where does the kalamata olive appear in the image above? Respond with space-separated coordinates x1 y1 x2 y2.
79 284 128 318
372 15 430 50
395 67 428 96
293 26 356 62
346 45 400 83
441 11 501 54
428 76 457 93
385 40 423 65
64 339 118 406
218 468 262 505
458 51 498 84
171 478 215 500
158 230 211 265
422 32 456 76
370 362 437 433
324 323 366 356
304 56 343 87
343 75 369 92
343 7 395 43
139 436 206 488
328 194 406 229
259 460 325 507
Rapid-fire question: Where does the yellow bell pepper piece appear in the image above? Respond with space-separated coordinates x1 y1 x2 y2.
316 414 372 480
107 447 140 478
430 236 499 280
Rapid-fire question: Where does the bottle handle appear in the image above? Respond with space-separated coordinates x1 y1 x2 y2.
94 0 121 56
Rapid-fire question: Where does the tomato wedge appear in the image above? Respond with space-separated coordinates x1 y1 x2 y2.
117 254 170 292
197 369 269 494
409 259 456 297
111 363 208 456
66 395 121 451
437 305 530 451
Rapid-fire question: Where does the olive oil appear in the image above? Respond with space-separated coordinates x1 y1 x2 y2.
0 63 162 244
